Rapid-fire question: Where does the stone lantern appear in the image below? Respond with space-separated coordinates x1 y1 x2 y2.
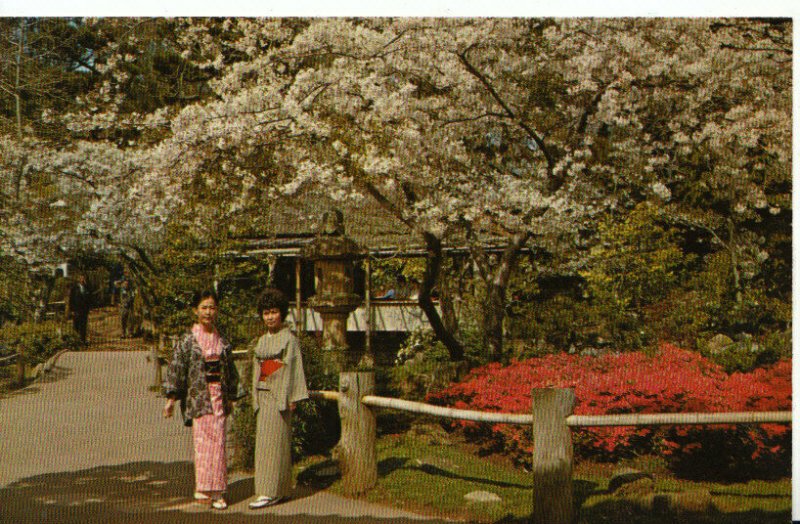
301 210 364 370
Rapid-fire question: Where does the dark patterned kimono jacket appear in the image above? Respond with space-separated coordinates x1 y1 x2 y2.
163 331 241 425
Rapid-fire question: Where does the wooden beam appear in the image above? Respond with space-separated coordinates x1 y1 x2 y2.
364 257 372 364
295 257 302 334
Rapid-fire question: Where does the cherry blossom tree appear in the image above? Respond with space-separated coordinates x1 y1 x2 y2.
13 17 789 359
127 18 789 360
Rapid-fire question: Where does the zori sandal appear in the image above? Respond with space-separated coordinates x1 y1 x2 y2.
248 495 284 509
193 492 211 505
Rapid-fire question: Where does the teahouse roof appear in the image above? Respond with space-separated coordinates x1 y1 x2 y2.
227 190 514 259
230 193 419 257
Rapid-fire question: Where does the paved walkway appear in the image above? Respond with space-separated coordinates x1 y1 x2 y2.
0 349 449 524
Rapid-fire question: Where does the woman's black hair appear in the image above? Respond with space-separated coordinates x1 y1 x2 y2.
192 289 219 308
257 288 289 319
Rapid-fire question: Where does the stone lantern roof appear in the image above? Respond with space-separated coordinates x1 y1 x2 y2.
300 210 366 261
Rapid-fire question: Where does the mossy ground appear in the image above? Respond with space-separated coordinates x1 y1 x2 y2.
294 423 790 524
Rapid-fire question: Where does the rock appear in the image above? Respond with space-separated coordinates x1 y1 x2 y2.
614 477 656 498
315 464 340 477
608 467 655 494
409 423 450 445
706 334 734 355
653 489 714 514
464 490 501 503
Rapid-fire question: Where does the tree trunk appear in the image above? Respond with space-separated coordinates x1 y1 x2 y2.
483 285 506 363
335 371 377 495
419 233 464 361
728 218 743 305
13 19 25 199
439 260 460 338
473 232 529 363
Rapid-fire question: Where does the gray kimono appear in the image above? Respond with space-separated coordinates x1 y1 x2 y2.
163 331 241 424
251 327 308 498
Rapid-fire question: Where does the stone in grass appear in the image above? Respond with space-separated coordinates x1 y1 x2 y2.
653 489 714 515
614 477 656 499
608 467 655 494
706 333 734 355
314 464 340 477
464 491 502 503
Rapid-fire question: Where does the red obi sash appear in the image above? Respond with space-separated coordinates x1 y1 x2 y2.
259 359 283 381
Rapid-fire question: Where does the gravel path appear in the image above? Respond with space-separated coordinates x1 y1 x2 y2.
0 340 448 523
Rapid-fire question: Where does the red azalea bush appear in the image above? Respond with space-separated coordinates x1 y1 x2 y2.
427 344 791 479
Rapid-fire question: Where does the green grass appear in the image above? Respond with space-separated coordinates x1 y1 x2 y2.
294 423 791 523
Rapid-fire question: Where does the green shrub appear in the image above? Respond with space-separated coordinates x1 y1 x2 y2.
0 320 80 365
388 328 459 401
580 203 692 351
699 330 792 374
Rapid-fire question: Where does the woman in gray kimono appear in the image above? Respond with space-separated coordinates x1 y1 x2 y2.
248 288 309 509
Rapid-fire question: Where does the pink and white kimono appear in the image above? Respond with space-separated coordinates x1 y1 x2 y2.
191 324 227 493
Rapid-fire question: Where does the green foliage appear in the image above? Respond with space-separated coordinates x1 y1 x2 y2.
368 258 425 297
699 330 792 374
133 224 269 342
0 18 95 141
292 333 340 457
0 320 80 364
581 203 692 350
0 257 36 324
512 293 592 355
387 329 459 400
229 395 257 471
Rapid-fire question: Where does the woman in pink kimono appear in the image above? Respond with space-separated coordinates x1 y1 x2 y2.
248 288 308 509
162 290 241 510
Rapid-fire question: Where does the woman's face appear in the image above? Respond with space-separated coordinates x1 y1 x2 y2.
195 297 218 330
262 307 283 333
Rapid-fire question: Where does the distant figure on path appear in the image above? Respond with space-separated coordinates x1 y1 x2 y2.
68 274 92 345
162 290 242 511
248 288 308 510
116 274 136 338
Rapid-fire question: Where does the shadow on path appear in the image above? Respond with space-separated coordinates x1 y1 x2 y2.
0 461 449 524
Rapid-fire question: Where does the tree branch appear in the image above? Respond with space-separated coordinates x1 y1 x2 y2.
456 47 555 173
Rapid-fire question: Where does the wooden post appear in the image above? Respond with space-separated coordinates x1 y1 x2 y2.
336 371 377 494
16 354 25 387
361 257 374 368
295 257 303 335
531 388 576 524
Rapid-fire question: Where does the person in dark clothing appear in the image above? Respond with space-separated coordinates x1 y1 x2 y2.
69 274 92 345
116 276 136 338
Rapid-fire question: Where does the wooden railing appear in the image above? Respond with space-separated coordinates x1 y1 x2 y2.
310 372 791 524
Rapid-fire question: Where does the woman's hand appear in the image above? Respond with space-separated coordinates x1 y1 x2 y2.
163 398 176 418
